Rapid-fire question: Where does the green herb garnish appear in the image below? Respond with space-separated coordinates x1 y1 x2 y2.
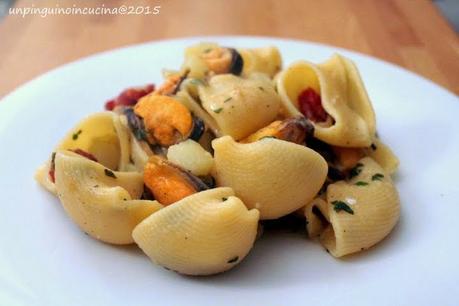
355 181 369 186
227 256 239 264
223 97 232 103
72 130 82 140
213 107 223 114
372 173 384 181
349 163 363 179
371 143 377 151
332 200 354 215
222 197 228 201
203 48 212 53
258 86 264 91
104 169 117 179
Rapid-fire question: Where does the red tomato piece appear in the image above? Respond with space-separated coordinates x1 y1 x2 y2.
297 88 328 122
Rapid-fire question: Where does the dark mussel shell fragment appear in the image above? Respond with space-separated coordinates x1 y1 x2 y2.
242 117 314 145
124 108 149 141
228 48 244 75
188 115 205 142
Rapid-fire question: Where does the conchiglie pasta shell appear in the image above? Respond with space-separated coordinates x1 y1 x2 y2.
54 151 162 244
132 187 259 276
113 114 134 171
175 89 220 136
239 46 282 77
364 138 399 174
213 136 328 220
306 157 400 257
199 74 281 140
34 162 57 195
56 112 121 169
276 55 376 147
35 112 133 195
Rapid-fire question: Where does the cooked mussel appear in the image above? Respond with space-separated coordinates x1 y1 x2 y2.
143 155 209 205
201 47 244 76
332 146 365 170
134 95 193 147
124 108 149 142
155 71 189 96
241 117 314 144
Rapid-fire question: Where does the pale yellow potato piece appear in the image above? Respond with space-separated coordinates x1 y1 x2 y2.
167 139 214 176
133 187 259 276
305 157 400 257
213 136 327 220
54 151 162 245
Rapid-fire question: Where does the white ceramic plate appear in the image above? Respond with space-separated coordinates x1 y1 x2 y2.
0 36 458 306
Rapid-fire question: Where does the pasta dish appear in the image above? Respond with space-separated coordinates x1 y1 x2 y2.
35 42 400 276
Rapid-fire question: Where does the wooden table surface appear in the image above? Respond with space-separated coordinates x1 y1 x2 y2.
0 0 458 98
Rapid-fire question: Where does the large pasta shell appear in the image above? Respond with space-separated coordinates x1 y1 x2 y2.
56 112 122 169
132 187 259 276
305 157 400 257
35 112 131 195
198 73 281 140
276 55 376 147
54 151 162 245
213 136 328 220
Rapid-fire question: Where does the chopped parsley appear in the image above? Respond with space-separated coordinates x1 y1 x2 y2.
203 48 212 53
213 107 223 114
104 169 117 179
227 256 239 264
222 197 228 201
348 163 363 179
72 130 82 140
332 200 354 215
355 181 368 186
372 173 384 181
223 97 232 103
258 86 264 91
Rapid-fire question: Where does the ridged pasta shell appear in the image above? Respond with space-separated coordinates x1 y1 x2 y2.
213 136 328 219
276 55 376 147
198 73 281 140
132 187 259 276
305 157 400 257
54 151 162 245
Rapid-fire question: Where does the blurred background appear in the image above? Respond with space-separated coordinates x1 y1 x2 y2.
0 0 458 97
